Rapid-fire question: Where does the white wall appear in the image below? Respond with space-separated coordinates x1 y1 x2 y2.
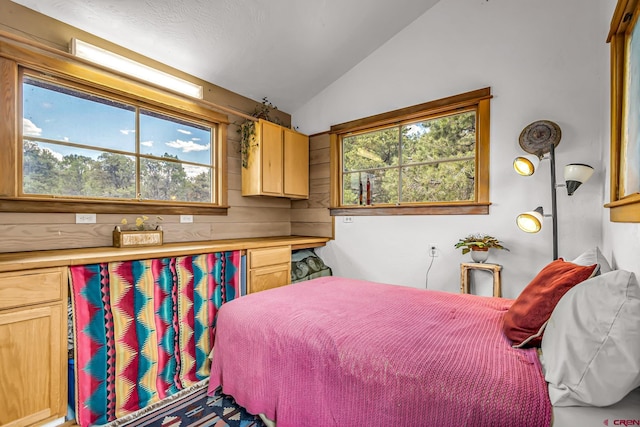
293 0 617 298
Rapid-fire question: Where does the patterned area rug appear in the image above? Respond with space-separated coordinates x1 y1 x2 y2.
101 385 265 427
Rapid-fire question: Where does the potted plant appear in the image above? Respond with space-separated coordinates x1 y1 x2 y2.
454 233 509 263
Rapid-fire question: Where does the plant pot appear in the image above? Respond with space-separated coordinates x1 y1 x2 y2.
470 247 489 263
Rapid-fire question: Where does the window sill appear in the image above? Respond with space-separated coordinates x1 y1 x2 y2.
0 198 228 215
604 194 640 222
330 203 490 216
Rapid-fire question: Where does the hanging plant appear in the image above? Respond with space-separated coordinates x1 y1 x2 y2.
239 97 282 168
240 120 257 168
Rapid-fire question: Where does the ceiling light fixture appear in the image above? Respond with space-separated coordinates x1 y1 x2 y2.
70 38 203 99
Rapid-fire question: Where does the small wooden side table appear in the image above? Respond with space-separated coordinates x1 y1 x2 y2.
460 262 502 297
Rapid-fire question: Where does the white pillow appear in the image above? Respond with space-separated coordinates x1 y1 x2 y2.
571 247 612 275
541 270 640 406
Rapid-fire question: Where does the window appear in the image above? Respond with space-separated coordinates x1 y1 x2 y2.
605 0 640 222
330 88 491 215
0 37 228 215
22 75 214 203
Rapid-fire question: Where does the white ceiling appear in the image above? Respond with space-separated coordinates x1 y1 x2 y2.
11 0 441 113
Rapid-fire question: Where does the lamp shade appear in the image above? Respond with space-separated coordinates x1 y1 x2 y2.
517 206 544 233
513 155 540 176
564 163 594 196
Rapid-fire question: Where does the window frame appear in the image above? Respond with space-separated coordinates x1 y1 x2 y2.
605 0 640 222
0 37 229 215
329 87 492 216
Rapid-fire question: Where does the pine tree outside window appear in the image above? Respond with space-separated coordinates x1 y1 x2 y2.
330 88 491 216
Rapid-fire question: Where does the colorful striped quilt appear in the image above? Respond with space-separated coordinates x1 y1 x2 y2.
70 251 240 427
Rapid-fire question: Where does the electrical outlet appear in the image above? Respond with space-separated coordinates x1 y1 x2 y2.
343 216 353 223
75 213 96 224
428 244 438 257
180 215 194 223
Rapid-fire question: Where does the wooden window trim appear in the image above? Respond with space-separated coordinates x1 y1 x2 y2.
605 0 640 222
329 87 492 215
0 35 229 214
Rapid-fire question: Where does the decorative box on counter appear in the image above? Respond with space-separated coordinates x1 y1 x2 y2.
112 226 163 248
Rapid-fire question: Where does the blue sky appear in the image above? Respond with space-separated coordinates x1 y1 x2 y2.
22 78 212 166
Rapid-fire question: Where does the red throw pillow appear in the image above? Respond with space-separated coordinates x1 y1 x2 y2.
503 258 597 348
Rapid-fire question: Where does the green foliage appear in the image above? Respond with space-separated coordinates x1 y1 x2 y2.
341 111 476 205
239 97 282 168
22 141 211 203
454 234 510 255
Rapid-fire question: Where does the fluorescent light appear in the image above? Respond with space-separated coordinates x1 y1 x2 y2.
71 38 203 99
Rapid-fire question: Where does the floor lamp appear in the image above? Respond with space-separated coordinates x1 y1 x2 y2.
513 120 594 260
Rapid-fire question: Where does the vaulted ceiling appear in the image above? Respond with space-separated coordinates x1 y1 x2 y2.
11 0 441 113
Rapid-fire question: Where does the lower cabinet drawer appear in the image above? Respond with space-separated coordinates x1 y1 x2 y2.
248 246 291 269
0 268 65 311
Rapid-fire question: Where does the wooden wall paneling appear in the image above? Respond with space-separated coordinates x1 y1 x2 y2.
310 163 331 180
210 222 291 239
290 208 329 223
309 177 331 195
289 133 333 238
291 222 334 237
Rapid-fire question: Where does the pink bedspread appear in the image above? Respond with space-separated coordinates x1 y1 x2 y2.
208 277 551 427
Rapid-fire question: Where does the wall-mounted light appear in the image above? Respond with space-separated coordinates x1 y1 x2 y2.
71 38 203 99
513 120 593 260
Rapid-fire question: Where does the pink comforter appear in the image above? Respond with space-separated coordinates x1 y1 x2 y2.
208 277 551 427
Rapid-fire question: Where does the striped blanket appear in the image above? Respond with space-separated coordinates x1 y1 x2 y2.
70 251 240 427
209 276 552 427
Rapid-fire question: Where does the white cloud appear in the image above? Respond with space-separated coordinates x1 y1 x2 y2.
63 137 69 142
166 139 210 153
141 140 154 147
42 147 63 161
23 118 42 137
191 138 201 141
120 129 136 135
177 129 192 135
183 164 207 178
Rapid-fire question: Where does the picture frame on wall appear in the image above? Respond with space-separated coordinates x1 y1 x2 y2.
607 0 640 222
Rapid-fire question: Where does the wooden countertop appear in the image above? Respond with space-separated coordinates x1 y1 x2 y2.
0 235 330 273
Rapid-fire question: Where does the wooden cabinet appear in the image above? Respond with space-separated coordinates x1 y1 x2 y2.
246 246 292 294
0 267 67 427
242 119 309 199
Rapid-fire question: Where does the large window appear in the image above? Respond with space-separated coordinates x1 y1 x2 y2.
0 38 228 214
330 88 491 215
22 75 214 203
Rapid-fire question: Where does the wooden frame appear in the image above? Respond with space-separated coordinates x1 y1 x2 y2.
329 87 492 216
606 0 640 221
0 33 229 215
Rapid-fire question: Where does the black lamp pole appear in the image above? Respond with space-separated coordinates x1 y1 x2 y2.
549 143 559 260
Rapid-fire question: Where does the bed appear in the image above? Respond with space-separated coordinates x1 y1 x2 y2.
207 253 640 427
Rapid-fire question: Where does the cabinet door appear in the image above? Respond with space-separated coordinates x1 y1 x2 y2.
248 264 291 294
0 304 65 427
283 129 309 198
260 120 283 195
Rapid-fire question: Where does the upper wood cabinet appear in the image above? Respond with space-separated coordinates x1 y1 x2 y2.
242 119 309 199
